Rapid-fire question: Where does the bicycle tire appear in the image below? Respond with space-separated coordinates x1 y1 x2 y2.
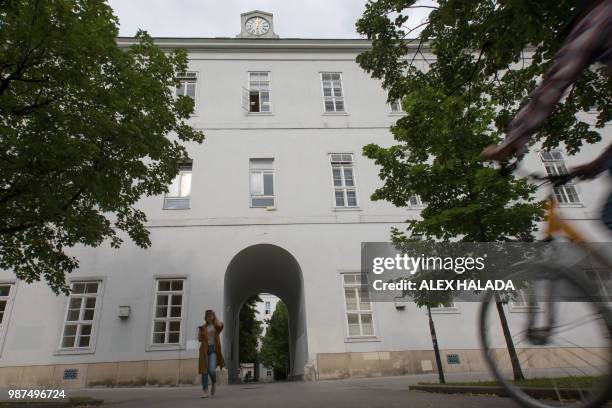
479 266 612 408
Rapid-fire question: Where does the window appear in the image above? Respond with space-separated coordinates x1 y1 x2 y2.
152 279 185 345
390 98 404 113
586 269 612 305
164 163 192 210
321 72 345 113
267 369 272 377
175 72 197 100
0 285 12 330
0 284 14 347
411 232 424 241
60 281 100 349
540 151 580 204
245 72 271 113
265 301 271 315
429 299 458 314
330 154 357 208
250 159 275 208
408 195 423 207
510 288 540 311
432 299 456 311
342 273 374 337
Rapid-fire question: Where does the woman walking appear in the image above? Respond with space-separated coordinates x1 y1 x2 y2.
198 309 224 398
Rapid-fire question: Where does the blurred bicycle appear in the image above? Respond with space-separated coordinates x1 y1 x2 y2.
479 165 612 408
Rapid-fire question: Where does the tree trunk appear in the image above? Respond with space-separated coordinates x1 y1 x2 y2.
427 304 446 384
254 353 260 382
495 298 524 381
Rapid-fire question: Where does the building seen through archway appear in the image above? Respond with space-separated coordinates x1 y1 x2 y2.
238 293 283 383
225 244 308 383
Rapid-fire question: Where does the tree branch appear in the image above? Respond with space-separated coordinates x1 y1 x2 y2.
408 35 427 71
10 96 56 116
0 222 39 235
0 187 85 235
401 21 430 38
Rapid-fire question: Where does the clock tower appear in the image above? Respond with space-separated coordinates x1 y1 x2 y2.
237 10 279 39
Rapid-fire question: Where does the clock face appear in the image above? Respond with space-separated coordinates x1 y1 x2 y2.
245 16 270 36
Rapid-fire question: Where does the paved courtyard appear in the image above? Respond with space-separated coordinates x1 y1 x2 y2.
2 373 521 408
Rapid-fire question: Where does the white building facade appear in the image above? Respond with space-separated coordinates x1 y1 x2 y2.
0 11 610 388
255 293 280 382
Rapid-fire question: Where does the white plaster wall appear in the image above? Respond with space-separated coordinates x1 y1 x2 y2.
256 294 280 332
0 43 610 374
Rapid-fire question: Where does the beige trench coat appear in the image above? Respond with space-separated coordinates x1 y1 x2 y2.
198 321 225 374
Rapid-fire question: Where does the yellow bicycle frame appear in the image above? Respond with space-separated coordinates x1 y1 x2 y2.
544 196 587 243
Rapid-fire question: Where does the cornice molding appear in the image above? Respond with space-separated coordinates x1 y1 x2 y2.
116 37 431 54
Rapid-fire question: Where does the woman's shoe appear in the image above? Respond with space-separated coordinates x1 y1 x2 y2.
211 383 216 396
201 389 209 398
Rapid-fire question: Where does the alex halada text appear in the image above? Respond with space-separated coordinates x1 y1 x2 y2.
372 279 515 291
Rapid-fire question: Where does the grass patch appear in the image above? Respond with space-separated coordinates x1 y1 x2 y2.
418 376 603 389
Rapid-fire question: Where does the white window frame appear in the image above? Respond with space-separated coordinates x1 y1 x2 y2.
249 158 276 208
509 287 543 313
389 97 404 114
341 272 376 339
0 281 16 357
57 279 104 355
430 299 460 314
164 162 192 210
174 71 198 114
408 195 425 208
585 268 612 307
246 71 272 114
539 150 581 206
320 72 347 114
264 301 271 315
149 277 187 349
330 153 358 209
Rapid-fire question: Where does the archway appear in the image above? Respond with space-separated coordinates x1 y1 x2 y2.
223 244 308 383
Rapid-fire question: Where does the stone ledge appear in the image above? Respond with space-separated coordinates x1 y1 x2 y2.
0 359 228 389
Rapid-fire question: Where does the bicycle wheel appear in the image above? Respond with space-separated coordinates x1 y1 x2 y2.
479 266 612 408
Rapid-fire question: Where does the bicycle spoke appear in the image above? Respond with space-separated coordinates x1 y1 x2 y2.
553 337 611 371
479 275 612 408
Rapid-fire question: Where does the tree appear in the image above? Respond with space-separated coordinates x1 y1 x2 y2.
357 0 610 156
410 277 450 384
239 295 263 366
393 240 455 384
0 0 204 293
413 275 452 384
353 0 611 380
260 301 289 381
426 303 445 383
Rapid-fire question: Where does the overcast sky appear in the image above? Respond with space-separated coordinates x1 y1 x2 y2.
107 0 432 39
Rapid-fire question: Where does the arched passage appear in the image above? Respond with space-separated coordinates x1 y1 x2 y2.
223 244 308 383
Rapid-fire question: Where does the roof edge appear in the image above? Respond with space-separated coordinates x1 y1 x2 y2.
116 36 430 53
240 10 273 17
